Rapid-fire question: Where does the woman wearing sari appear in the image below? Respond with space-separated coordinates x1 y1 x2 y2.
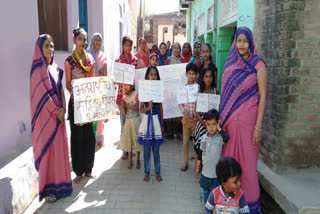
65 28 96 184
220 27 267 214
136 37 150 68
158 42 168 66
181 42 192 62
87 33 108 148
189 41 203 68
30 34 72 202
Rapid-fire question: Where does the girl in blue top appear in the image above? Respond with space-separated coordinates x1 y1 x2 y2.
137 66 164 182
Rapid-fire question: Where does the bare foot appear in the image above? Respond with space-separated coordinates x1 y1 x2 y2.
121 153 128 160
85 173 96 179
73 176 82 184
144 174 150 182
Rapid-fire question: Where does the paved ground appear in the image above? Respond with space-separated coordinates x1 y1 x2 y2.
25 118 204 214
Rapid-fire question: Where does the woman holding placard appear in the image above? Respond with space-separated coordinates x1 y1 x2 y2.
220 27 267 214
115 35 138 160
87 32 108 148
164 42 186 139
65 28 96 184
30 34 72 202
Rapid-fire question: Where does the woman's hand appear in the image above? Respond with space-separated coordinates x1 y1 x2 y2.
57 108 65 124
253 127 262 148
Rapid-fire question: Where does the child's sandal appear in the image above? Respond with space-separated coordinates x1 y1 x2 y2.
144 174 150 182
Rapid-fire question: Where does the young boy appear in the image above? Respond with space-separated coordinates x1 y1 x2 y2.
195 109 229 206
180 63 199 171
205 157 250 214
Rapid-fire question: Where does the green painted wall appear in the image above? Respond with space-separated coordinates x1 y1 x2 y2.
186 0 255 90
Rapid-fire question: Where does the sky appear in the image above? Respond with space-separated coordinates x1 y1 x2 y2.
144 0 180 15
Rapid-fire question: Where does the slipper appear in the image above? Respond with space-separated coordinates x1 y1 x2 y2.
73 176 82 184
156 174 163 182
45 194 57 203
180 164 188 171
144 174 150 182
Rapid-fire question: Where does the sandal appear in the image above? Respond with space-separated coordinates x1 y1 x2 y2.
144 174 150 182
121 153 128 160
136 160 141 169
45 194 57 203
180 164 188 171
156 174 163 182
85 173 96 179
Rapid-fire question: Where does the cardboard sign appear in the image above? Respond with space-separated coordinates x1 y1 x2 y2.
113 62 135 85
176 84 198 104
138 80 164 103
72 77 116 123
196 93 220 112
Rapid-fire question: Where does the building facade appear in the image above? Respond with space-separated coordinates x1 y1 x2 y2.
0 0 134 168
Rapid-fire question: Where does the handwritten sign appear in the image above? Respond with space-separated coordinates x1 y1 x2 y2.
176 84 198 104
72 77 116 124
138 80 164 103
113 62 135 85
134 63 187 119
196 93 220 113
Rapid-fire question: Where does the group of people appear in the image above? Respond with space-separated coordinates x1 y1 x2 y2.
30 26 267 214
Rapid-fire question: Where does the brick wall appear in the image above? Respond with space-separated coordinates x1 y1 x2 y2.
254 0 320 171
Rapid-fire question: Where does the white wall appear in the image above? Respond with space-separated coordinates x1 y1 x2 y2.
67 0 79 52
87 0 104 40
0 1 39 167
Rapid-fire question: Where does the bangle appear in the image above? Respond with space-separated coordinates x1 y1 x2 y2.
254 126 262 131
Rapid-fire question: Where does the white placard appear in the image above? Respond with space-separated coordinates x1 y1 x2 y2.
196 93 220 113
113 62 135 85
176 84 198 104
134 63 187 119
72 77 116 124
138 80 164 103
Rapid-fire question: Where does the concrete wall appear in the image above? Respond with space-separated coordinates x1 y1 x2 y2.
254 0 320 170
0 0 39 168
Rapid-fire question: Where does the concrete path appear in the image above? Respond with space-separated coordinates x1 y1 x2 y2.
25 118 203 214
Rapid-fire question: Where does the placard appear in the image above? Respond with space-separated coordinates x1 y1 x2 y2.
113 62 135 85
72 77 116 124
138 80 164 103
196 93 220 113
176 84 198 104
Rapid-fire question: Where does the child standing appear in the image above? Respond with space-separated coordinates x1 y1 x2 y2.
149 53 159 66
205 157 250 214
120 84 143 169
137 66 164 182
196 109 229 206
194 67 219 170
180 63 199 171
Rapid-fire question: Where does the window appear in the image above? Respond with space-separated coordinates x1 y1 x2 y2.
208 6 214 31
37 0 68 51
197 13 205 36
220 0 237 26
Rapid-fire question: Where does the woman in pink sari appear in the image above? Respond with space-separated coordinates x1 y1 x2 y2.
220 27 267 214
30 34 72 202
87 33 108 148
136 37 150 68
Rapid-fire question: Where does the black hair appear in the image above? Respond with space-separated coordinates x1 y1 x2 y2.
202 43 213 63
186 62 197 74
122 35 133 46
145 66 160 80
159 42 167 49
73 28 87 38
216 157 242 184
204 108 219 121
199 66 216 92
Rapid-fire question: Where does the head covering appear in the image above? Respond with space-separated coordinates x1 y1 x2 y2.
136 37 150 68
158 42 168 66
30 34 63 170
181 42 192 62
87 32 107 75
219 27 263 127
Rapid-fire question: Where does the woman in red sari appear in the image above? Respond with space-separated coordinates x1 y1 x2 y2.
220 27 267 214
136 37 150 68
30 34 72 202
181 42 192 62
